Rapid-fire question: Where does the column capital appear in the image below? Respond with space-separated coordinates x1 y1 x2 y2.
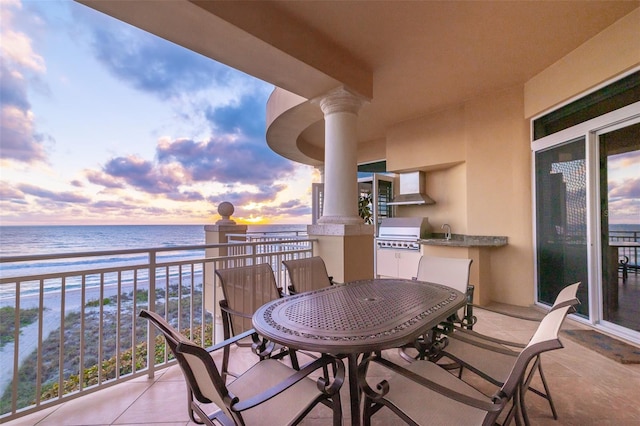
313 86 368 116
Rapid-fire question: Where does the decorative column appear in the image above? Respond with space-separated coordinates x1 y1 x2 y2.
204 202 247 343
308 87 375 283
315 87 366 225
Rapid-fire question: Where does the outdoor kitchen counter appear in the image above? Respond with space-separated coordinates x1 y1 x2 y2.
419 234 508 247
418 234 508 306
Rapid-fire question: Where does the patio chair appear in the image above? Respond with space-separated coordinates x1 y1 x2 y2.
399 255 474 361
140 309 344 426
358 305 574 426
282 256 334 295
415 255 475 328
215 263 299 376
432 282 581 425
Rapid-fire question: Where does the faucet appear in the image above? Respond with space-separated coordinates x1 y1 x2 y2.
442 223 451 241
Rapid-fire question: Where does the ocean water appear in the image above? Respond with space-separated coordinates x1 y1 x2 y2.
0 224 307 299
610 223 640 233
0 224 307 257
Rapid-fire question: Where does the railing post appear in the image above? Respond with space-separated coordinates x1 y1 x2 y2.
147 250 156 379
204 202 247 343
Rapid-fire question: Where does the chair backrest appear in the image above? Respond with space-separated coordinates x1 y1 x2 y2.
215 263 282 334
176 338 240 424
415 255 472 294
283 256 332 294
551 282 581 311
496 305 572 419
139 309 234 421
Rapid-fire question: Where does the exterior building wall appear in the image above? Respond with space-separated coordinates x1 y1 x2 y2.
385 87 531 306
357 137 387 164
464 87 531 305
524 8 640 119
379 10 638 307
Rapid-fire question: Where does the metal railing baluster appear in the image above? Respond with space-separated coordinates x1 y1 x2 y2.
0 236 315 422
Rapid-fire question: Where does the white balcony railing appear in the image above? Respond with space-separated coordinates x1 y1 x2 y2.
0 235 315 422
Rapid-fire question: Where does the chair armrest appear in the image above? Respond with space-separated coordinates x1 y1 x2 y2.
450 326 526 350
469 303 545 322
203 329 259 353
358 355 502 413
219 303 253 320
231 355 345 412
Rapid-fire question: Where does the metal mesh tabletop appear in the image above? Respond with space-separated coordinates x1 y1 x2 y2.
253 279 465 354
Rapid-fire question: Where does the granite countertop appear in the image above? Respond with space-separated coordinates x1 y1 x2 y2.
419 233 508 247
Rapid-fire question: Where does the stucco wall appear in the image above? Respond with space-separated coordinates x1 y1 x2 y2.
524 8 640 118
380 9 638 306
385 86 532 306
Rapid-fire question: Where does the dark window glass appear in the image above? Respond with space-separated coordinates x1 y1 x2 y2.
535 139 589 316
534 71 640 140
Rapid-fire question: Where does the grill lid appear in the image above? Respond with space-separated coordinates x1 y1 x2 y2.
378 217 432 240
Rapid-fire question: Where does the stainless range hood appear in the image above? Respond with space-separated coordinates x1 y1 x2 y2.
387 171 435 205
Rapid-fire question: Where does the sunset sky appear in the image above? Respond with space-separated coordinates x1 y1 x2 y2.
0 0 317 226
1 0 638 227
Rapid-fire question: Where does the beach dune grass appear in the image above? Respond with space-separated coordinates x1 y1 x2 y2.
0 307 40 349
0 285 212 414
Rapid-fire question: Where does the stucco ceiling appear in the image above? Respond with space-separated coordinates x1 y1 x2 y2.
79 0 639 164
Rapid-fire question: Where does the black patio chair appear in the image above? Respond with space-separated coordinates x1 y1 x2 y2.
215 263 300 378
283 256 335 295
140 309 344 426
359 304 574 426
431 282 581 424
399 255 474 361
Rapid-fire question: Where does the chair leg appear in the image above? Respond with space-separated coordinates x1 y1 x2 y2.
536 359 558 419
332 386 342 426
187 389 208 425
519 381 530 426
513 385 523 426
362 396 373 426
289 348 300 370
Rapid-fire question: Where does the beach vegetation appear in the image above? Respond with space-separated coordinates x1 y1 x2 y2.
0 307 41 349
0 283 212 415
85 297 115 308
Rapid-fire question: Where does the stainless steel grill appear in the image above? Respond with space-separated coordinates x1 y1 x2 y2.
376 217 432 250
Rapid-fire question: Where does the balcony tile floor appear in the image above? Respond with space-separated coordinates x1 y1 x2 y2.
5 306 640 425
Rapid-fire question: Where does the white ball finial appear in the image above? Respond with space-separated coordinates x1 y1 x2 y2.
216 202 236 225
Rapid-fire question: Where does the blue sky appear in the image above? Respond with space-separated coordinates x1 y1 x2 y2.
0 0 317 225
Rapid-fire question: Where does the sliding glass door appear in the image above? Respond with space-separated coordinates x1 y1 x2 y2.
535 139 589 316
598 122 640 331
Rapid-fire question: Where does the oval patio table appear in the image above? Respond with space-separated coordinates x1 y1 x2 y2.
252 278 466 426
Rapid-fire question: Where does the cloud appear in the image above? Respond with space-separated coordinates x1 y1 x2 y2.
208 185 284 207
610 177 640 200
166 190 205 202
156 136 295 185
84 169 125 189
260 199 312 217
0 1 48 164
18 183 91 203
205 94 266 140
90 199 136 211
103 155 183 194
0 184 25 200
0 0 46 73
0 102 47 162
72 4 233 100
